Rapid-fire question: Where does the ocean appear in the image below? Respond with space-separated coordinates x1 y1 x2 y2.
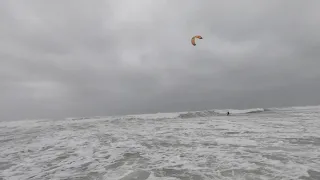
1 106 320 180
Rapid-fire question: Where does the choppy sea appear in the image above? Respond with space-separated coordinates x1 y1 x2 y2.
1 106 320 180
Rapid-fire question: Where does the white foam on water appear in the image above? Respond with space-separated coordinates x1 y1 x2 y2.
215 138 258 146
1 106 320 179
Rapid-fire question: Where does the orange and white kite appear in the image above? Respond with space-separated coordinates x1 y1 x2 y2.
191 35 203 46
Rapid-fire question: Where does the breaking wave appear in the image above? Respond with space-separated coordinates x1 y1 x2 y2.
65 108 267 121
178 110 217 119
2 105 320 180
178 108 266 119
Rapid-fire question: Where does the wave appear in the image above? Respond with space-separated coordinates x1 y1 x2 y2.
178 108 266 119
65 116 102 121
122 112 179 121
120 108 267 120
65 108 268 121
177 110 217 119
266 105 320 111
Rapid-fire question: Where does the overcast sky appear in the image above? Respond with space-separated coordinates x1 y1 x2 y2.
1 0 320 120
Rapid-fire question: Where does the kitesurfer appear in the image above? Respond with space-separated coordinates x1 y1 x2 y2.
227 111 230 116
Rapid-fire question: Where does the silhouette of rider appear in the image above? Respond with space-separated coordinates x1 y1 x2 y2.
227 111 230 116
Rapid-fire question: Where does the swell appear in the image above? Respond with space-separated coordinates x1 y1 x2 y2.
177 108 266 119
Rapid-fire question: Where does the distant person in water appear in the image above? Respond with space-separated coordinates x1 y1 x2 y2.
227 111 230 116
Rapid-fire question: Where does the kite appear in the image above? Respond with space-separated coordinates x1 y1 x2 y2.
191 35 203 46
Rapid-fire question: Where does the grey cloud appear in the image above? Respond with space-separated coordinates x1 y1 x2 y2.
1 0 320 120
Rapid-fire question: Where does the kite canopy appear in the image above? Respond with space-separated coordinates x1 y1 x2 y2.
191 35 203 46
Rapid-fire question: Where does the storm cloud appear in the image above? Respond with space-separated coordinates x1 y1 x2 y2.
1 0 320 120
